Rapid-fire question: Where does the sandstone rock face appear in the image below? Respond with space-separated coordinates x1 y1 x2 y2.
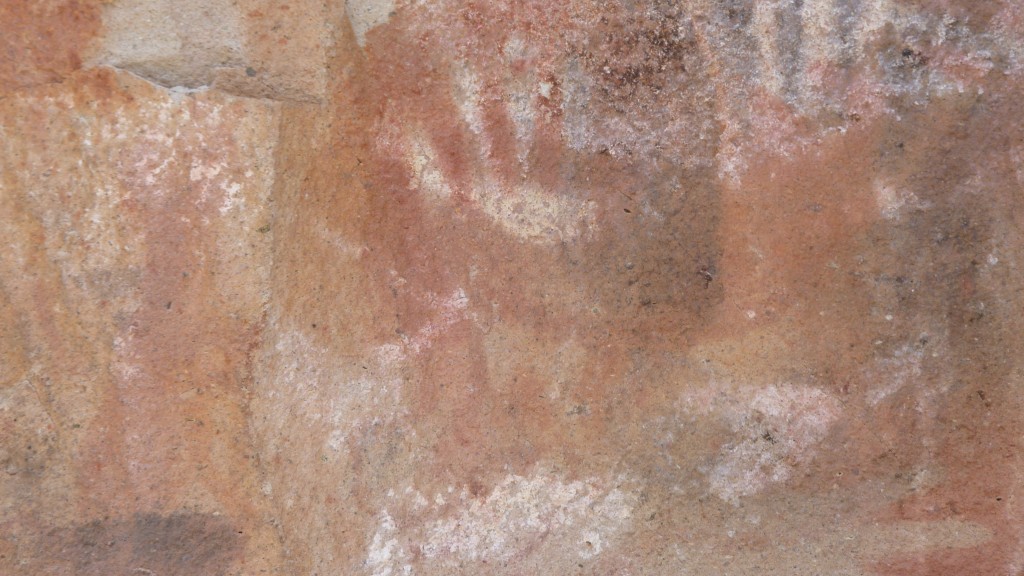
1 67 281 575
2 1 1024 575
93 0 332 101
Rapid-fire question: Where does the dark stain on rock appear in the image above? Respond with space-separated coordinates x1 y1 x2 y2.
863 77 1024 576
38 512 243 576
577 1 700 104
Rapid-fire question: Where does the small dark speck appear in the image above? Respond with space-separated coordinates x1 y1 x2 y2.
245 67 257 77
698 265 715 287
165 301 172 310
312 323 318 328
900 48 929 67
623 208 632 213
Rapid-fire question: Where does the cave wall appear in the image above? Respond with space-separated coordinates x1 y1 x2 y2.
2 1 1023 574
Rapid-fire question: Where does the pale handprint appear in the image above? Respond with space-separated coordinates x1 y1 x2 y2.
703 0 1006 183
350 4 1023 574
383 54 597 246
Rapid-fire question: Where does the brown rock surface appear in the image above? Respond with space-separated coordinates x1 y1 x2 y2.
0 67 280 574
0 0 102 91
2 1 1024 575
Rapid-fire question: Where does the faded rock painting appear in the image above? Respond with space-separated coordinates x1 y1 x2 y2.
2 1 1023 575
0 68 281 574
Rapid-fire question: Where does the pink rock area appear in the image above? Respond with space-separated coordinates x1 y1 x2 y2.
1 1 1023 575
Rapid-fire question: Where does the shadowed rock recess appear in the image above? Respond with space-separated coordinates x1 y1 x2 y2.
1 1 1022 575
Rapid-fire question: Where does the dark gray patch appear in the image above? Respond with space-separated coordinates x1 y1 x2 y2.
775 0 805 102
39 512 242 576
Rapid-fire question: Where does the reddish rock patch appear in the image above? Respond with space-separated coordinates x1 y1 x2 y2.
0 0 102 92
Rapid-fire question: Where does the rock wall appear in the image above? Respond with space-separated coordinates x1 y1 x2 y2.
2 1 1023 575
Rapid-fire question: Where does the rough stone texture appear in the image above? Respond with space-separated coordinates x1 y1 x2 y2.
0 68 281 574
0 0 102 91
93 0 332 101
2 1 1024 575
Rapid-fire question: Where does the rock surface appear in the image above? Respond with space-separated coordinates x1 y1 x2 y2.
2 1 1024 575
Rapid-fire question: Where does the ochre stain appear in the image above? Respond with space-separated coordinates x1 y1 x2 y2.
861 74 1024 576
349 0 723 501
0 0 104 94
0 68 281 573
251 2 1024 569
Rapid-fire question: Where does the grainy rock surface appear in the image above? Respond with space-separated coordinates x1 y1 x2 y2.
2 1 1023 575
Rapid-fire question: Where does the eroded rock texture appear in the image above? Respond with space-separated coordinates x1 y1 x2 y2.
2 1 1023 575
